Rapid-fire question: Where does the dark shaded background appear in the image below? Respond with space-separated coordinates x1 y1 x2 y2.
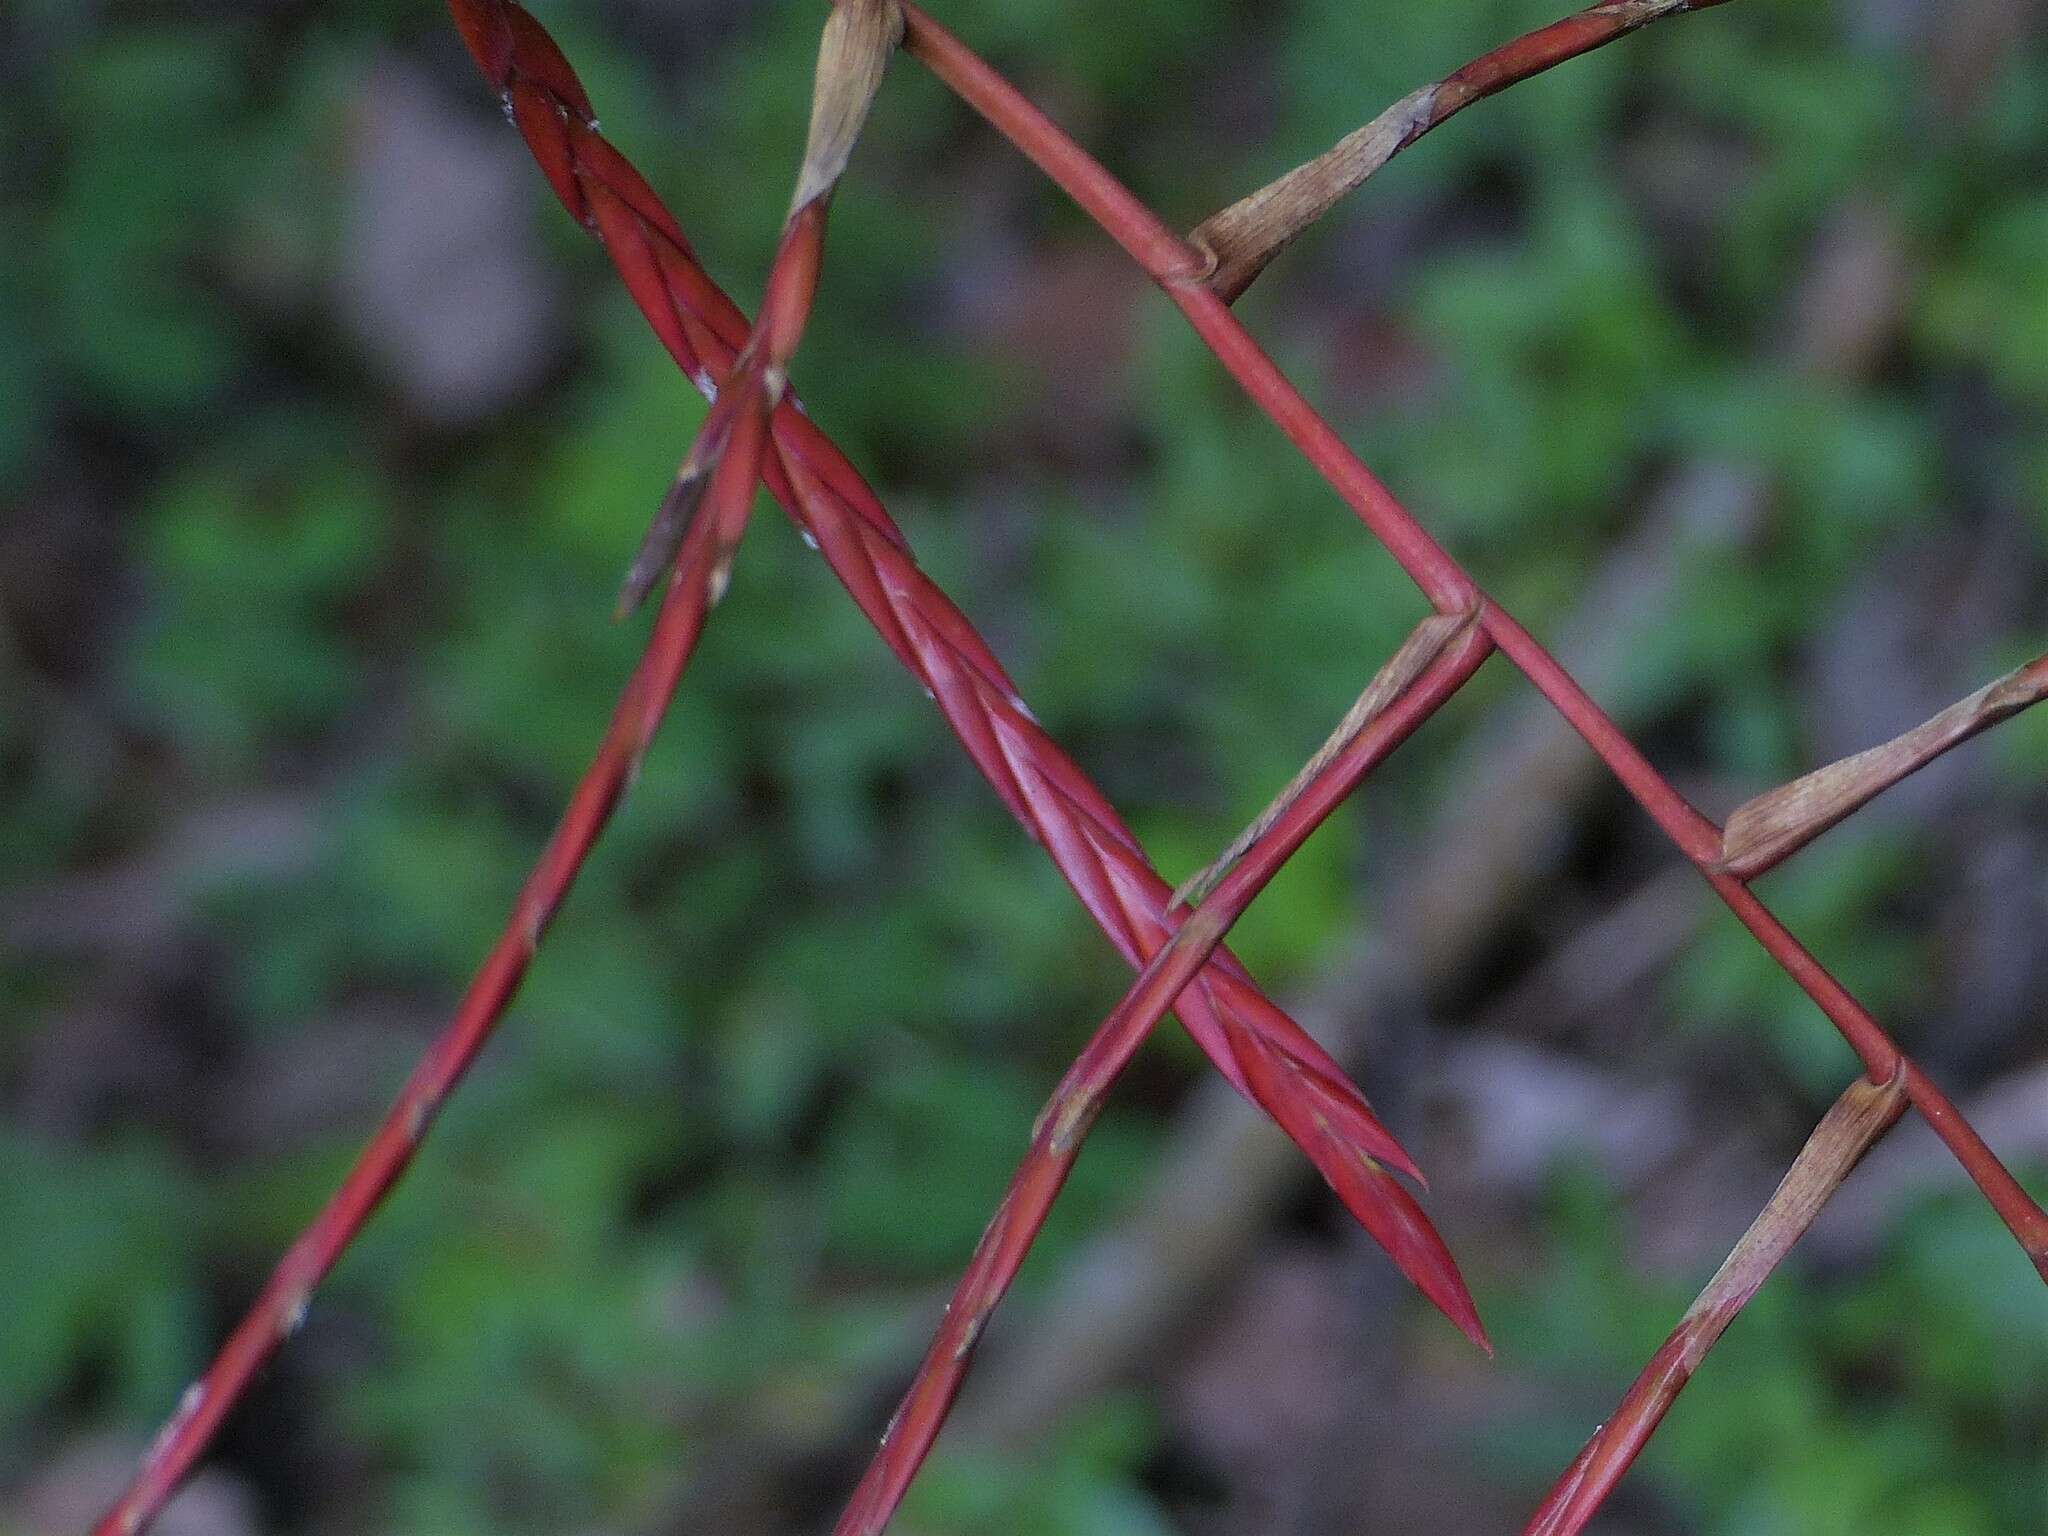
3 1 2045 1532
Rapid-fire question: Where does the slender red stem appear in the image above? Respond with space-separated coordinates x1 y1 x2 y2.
98 7 2047 1531
835 618 1495 1536
453 0 1434 1210
92 499 730 1536
885 0 2048 1273
98 10 1504 1529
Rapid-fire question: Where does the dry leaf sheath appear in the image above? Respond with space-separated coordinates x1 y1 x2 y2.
1523 1066 1908 1535
1172 610 1469 909
1190 0 1733 303
1722 652 2048 879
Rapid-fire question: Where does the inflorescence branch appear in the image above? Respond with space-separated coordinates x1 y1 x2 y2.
1189 0 1736 303
95 3 2047 1532
835 611 1492 1536
882 0 2048 1262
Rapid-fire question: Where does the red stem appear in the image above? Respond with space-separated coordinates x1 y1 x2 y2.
99 8 1499 1528
835 620 1496 1536
99 6 2047 1530
888 0 2048 1265
92 503 729 1536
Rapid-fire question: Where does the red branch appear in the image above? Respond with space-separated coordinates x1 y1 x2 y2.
96 5 1494 1529
886 0 2048 1271
835 614 1495 1536
446 0 1462 1282
92 485 731 1536
97 4 2048 1532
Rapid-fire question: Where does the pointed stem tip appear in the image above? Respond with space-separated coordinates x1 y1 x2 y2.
617 467 711 618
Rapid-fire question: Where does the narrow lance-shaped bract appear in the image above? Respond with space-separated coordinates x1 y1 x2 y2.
617 0 904 614
1522 1064 1908 1536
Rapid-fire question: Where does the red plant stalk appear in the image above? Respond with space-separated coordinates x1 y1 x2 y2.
835 612 1495 1536
451 0 1474 1294
1191 0 1736 302
97 8 1505 1528
883 0 2048 1275
92 496 735 1536
1522 1064 1909 1535
100 6 2048 1528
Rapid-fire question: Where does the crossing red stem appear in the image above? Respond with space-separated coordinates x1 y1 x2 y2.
886 0 2048 1265
834 618 1496 1536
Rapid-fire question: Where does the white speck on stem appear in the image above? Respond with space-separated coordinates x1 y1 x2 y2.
144 1381 207 1464
800 528 820 550
953 1310 987 1360
693 368 718 404
1008 693 1039 726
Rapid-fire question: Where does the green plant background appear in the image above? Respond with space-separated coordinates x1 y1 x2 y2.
2 1 2044 1532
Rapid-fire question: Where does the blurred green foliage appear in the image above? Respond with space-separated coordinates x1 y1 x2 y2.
1 0 2043 1532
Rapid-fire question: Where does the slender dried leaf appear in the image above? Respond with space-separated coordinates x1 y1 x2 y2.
1722 653 2048 878
1523 1066 1908 1535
